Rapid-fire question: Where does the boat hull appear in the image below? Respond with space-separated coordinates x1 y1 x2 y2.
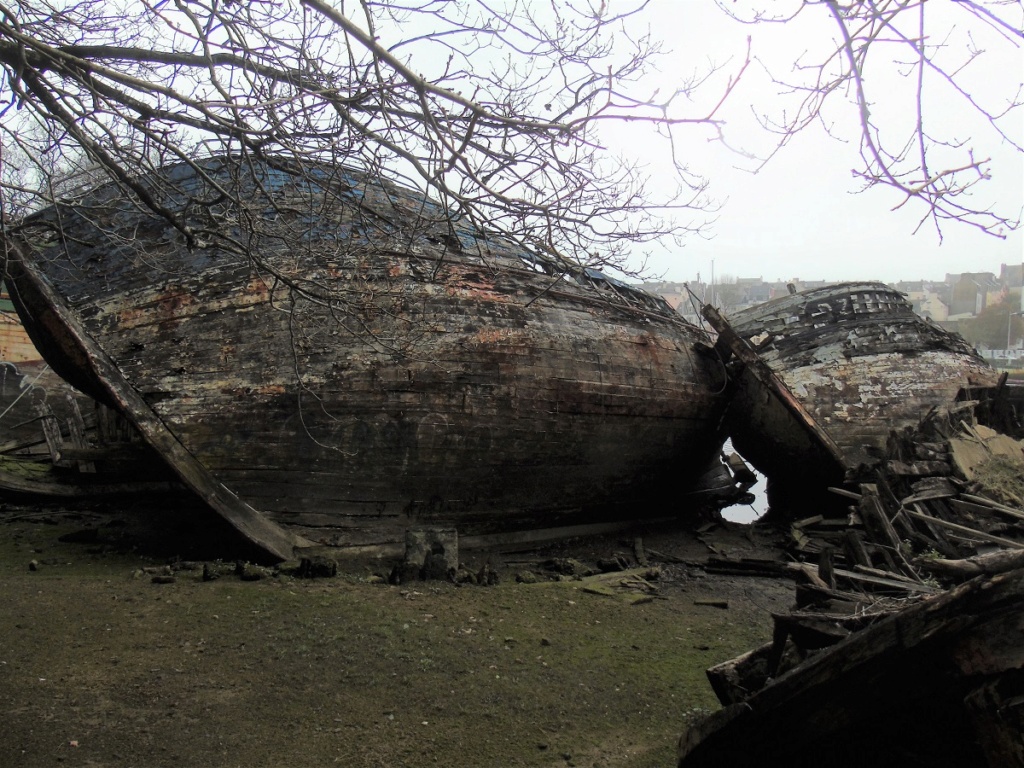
709 283 1000 505
6 159 728 555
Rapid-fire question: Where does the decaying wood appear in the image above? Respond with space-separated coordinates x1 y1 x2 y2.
707 284 999 515
793 583 872 611
917 549 1024 581
958 494 1024 523
905 509 1024 550
7 241 309 562
824 565 937 594
827 486 862 500
679 568 1024 768
816 547 835 590
886 459 952 476
0 454 182 498
902 476 958 503
6 158 732 559
683 374 1024 767
702 303 847 474
841 529 871 569
857 484 902 551
705 642 773 706
906 501 960 555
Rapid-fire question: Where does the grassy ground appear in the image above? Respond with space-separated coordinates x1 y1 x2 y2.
0 504 791 768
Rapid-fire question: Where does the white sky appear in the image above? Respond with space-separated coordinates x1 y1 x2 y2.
602 1 1024 285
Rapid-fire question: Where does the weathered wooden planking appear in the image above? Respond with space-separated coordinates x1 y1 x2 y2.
6 158 729 554
678 568 1024 768
715 283 999 509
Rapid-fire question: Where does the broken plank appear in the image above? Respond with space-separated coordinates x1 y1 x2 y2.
885 459 952 476
896 508 959 558
858 484 902 552
828 486 862 501
901 479 958 505
706 642 773 706
916 548 1024 582
852 564 925 586
832 567 939 594
957 494 1024 523
786 565 937 593
793 583 871 610
702 304 847 469
841 529 872 569
905 509 1024 550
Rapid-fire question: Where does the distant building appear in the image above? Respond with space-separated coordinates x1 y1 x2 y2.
636 265 1015 323
736 277 772 304
1000 263 1023 288
948 272 1000 317
904 288 949 321
637 280 694 311
0 283 40 362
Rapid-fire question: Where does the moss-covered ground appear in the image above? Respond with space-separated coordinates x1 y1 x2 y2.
0 505 791 767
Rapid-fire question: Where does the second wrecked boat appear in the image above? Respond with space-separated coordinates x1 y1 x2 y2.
4 157 732 560
704 283 1000 510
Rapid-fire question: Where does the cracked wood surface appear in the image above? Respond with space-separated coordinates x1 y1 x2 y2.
5 158 729 553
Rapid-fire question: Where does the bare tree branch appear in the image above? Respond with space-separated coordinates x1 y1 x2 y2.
721 0 1022 240
0 0 1019 270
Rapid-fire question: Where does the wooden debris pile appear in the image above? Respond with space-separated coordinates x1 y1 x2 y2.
681 397 1024 767
779 408 1024 610
678 567 1024 768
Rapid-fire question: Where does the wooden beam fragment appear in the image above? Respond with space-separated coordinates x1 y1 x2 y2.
905 509 1024 550
958 494 1024 523
832 566 939 594
857 484 902 552
841 529 871 569
916 548 1024 582
828 486 862 501
701 304 847 469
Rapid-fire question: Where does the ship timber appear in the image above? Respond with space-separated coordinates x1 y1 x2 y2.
677 567 1024 768
704 282 1000 511
4 157 730 561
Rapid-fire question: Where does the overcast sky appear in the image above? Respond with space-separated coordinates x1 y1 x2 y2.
605 2 1024 285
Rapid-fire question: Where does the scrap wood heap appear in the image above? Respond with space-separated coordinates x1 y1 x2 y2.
703 392 1024 710
789 409 1024 600
681 566 1024 768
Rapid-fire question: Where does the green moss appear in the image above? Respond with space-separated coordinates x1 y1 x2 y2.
0 516 783 767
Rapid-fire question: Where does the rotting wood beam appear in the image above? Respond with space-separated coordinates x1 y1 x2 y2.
5 240 308 562
905 509 1024 550
702 304 847 470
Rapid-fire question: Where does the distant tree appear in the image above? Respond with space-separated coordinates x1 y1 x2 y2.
960 292 1024 351
710 274 743 311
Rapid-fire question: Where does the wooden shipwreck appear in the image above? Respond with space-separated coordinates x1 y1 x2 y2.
3 157 732 560
679 397 1024 768
703 283 1000 512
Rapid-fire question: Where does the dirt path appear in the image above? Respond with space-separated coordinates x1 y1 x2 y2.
0 503 792 768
